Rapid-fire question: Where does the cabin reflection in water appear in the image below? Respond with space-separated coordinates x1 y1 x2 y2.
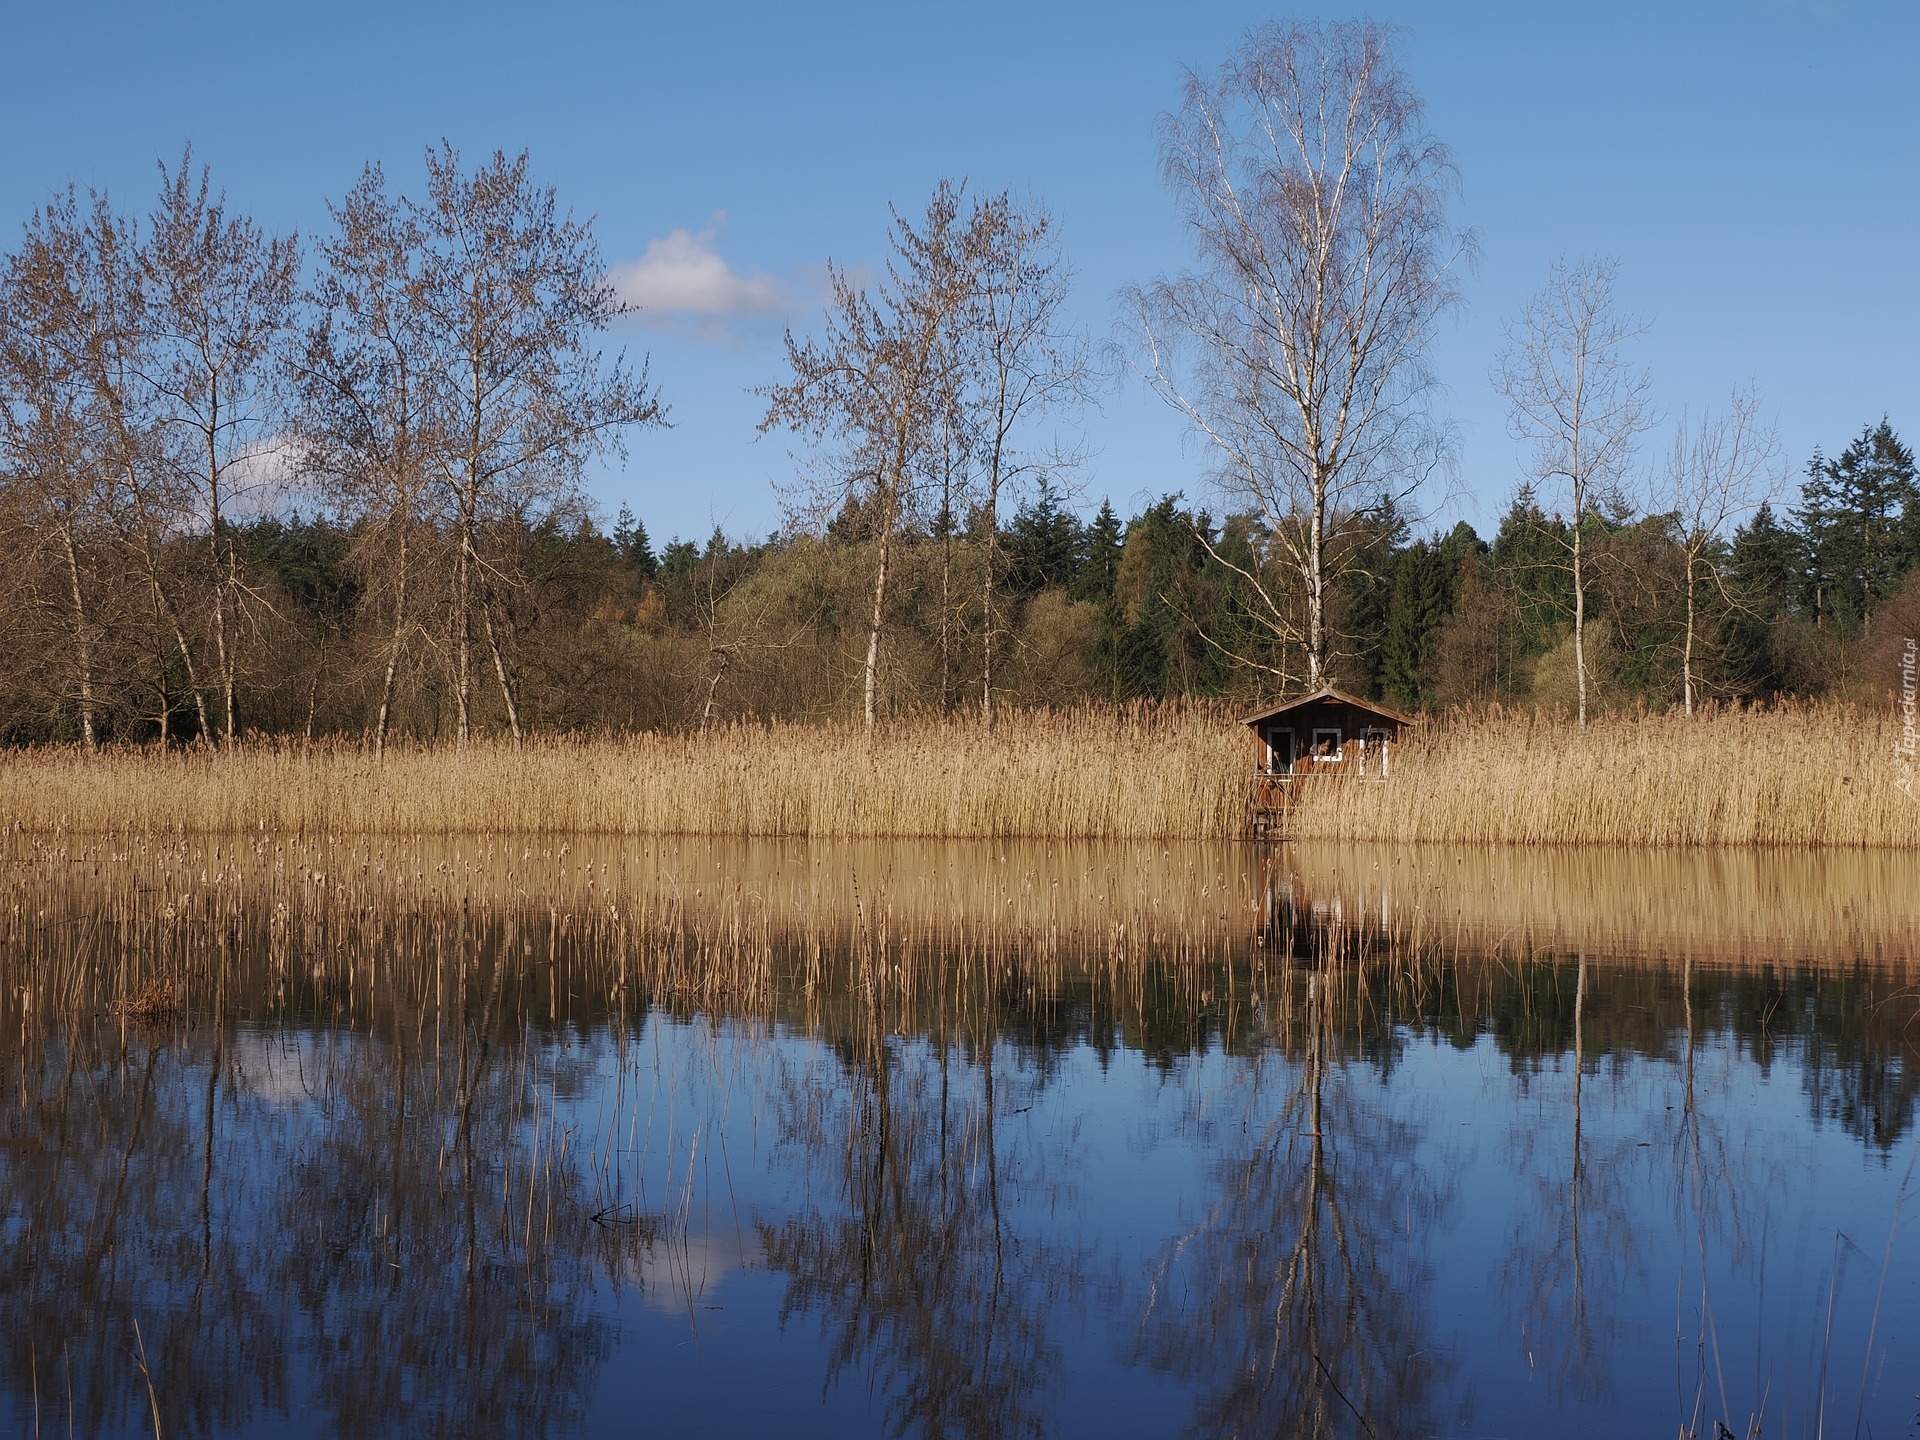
1255 852 1405 960
1243 687 1415 837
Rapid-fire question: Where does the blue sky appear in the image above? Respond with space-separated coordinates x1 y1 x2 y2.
3 0 1913 547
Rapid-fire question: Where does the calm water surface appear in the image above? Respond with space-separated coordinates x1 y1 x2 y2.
1 837 1915 1438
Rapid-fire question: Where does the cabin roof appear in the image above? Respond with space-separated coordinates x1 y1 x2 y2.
1240 687 1419 729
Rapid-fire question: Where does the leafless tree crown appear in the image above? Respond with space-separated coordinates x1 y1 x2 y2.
1663 383 1780 713
760 181 978 726
1120 19 1465 686
399 144 665 746
1494 256 1653 518
1493 255 1655 723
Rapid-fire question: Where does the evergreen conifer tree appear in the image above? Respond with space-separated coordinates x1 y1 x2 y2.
1378 538 1455 709
1334 499 1410 696
1004 476 1082 594
1795 420 1917 632
1486 488 1573 655
1721 501 1801 694
1073 499 1125 604
613 503 659 581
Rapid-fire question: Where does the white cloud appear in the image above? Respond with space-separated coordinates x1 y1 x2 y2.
224 434 324 522
611 222 793 338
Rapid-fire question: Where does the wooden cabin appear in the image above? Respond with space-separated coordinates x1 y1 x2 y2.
1243 687 1416 833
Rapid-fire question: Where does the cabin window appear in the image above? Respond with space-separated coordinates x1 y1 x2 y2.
1267 729 1295 774
1309 727 1342 761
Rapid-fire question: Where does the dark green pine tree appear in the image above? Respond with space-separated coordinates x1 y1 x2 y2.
1003 475 1082 594
659 537 699 580
235 514 358 625
613 503 659 581
1728 502 1799 617
1093 496 1193 701
1436 519 1483 576
1335 498 1411 696
1720 501 1802 695
1072 498 1125 604
1485 488 1573 656
1116 587 1175 699
1194 512 1269 691
1378 536 1459 710
1795 420 1918 633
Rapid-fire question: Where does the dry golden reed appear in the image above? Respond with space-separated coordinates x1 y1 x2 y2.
2 700 1915 846
1288 703 1920 848
0 705 1246 840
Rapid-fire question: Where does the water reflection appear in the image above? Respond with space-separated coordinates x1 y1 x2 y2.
762 1030 1068 1438
0 836 1915 1438
1496 952 1643 1407
0 1016 621 1438
1136 963 1460 1438
1267 842 1920 963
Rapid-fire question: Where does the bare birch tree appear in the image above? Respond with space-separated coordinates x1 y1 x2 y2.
410 144 664 747
142 149 301 744
964 193 1090 722
1119 19 1463 688
761 182 974 727
0 192 121 745
3 187 215 743
1663 385 1779 714
297 163 442 755
1494 256 1654 726
55 192 216 743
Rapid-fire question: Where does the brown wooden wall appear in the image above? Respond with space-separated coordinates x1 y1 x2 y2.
1252 700 1404 777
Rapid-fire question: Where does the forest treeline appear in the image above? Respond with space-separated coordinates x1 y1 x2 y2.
2 21 1914 747
4 419 1915 743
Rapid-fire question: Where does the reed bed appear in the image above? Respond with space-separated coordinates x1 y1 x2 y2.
0 705 1246 839
1290 703 1920 848
1 700 1916 846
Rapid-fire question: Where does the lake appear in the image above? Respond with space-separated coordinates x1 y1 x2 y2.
1 836 1915 1438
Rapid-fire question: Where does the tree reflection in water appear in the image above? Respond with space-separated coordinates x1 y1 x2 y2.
258 1016 615 1437
0 1026 288 1438
1133 951 1460 1440
1495 951 1652 1406
1669 951 1771 1439
0 961 624 1438
759 975 1079 1440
